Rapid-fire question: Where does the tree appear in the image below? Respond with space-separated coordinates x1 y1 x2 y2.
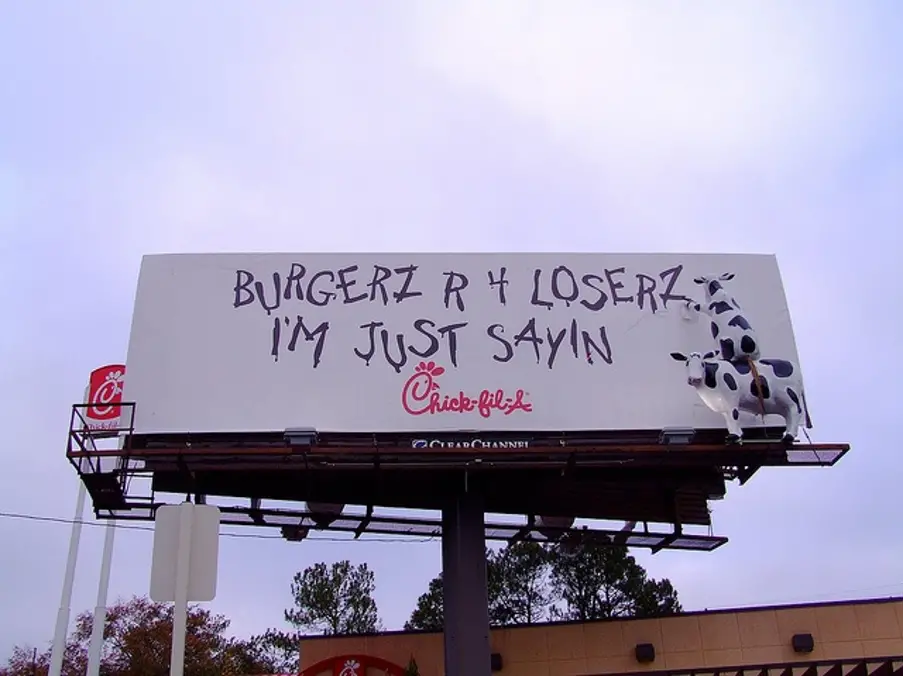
404 573 444 631
405 545 548 630
79 596 234 675
548 541 682 621
1 596 266 676
635 578 682 617
404 549 509 631
0 646 55 676
406 540 682 629
404 656 421 676
490 542 552 625
229 629 299 675
485 549 511 626
284 560 381 635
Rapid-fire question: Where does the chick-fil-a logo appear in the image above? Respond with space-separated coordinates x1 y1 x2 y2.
86 364 125 428
401 361 533 419
336 658 361 676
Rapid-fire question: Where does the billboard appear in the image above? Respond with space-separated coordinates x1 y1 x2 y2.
122 253 805 435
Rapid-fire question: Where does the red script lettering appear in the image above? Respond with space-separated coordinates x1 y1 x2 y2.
401 361 533 418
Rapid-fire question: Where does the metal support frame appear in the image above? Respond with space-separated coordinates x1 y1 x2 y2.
64 402 850 553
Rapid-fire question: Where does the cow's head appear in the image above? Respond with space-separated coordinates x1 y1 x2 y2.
692 272 735 297
671 350 719 386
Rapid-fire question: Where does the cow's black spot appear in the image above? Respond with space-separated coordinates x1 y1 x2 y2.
734 360 751 374
719 338 736 362
709 301 734 315
740 335 757 356
786 387 802 414
708 280 722 296
710 321 720 339
723 372 738 391
762 359 794 378
728 314 752 330
703 362 718 389
750 375 771 399
732 408 740 420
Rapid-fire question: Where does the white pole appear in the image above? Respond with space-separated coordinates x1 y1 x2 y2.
48 481 87 676
169 503 194 676
86 518 117 676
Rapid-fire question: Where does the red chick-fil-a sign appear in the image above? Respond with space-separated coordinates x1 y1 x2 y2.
84 364 126 432
401 360 533 419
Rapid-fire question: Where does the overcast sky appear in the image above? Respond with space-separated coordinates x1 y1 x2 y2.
0 1 901 659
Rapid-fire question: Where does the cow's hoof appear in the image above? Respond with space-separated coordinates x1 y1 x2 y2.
726 434 742 445
781 434 795 445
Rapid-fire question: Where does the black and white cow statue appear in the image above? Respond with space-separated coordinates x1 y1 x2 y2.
685 273 760 363
670 350 811 443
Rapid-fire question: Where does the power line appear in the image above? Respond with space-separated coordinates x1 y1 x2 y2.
0 510 437 544
1 511 899 611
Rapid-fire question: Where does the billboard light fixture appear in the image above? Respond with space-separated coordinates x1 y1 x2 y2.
659 426 696 445
280 525 310 542
284 427 317 447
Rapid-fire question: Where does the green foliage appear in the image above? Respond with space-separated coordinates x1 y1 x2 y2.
236 629 299 674
404 547 521 631
635 578 682 617
490 541 552 625
549 541 682 621
404 655 420 676
404 573 444 631
406 540 682 628
486 547 511 626
284 560 381 635
3 548 680 676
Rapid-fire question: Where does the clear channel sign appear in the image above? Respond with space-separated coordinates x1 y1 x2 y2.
122 253 805 435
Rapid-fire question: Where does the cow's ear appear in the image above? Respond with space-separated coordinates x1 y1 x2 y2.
703 351 718 359
693 276 705 284
670 352 688 362
720 272 735 281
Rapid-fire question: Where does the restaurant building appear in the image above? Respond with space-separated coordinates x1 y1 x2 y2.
299 596 902 676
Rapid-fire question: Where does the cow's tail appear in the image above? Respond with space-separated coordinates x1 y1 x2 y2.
800 387 813 429
747 358 767 421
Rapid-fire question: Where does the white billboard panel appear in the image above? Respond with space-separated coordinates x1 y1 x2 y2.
123 253 804 435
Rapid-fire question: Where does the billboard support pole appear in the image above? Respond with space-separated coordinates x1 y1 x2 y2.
48 481 87 676
168 502 194 676
86 518 117 676
441 491 491 676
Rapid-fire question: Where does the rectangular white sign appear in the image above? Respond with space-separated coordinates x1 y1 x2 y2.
123 253 803 435
150 503 220 603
